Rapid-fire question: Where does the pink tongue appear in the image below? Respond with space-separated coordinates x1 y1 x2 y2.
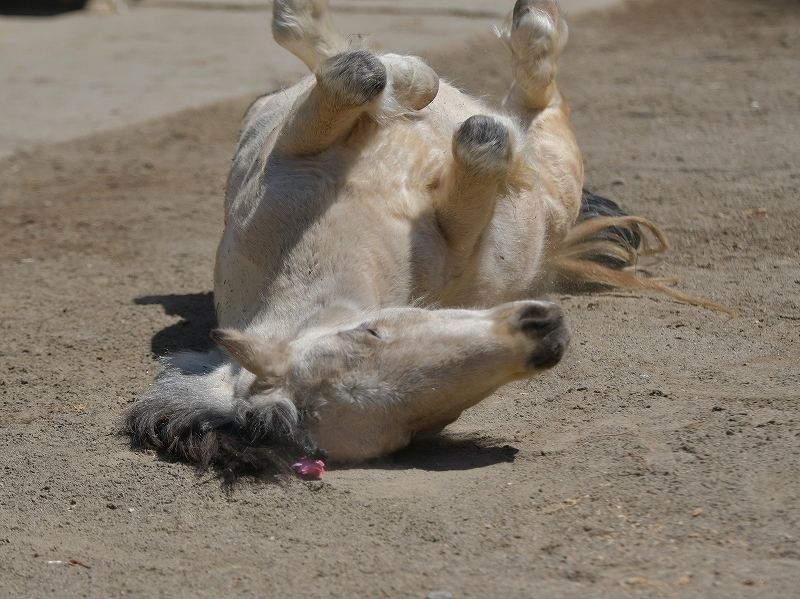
292 457 326 479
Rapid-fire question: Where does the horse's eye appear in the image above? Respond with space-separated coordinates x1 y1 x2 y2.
347 324 381 339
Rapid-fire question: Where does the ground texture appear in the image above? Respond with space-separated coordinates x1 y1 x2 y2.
1 0 799 597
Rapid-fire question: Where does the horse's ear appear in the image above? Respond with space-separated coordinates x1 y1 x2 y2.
211 329 291 379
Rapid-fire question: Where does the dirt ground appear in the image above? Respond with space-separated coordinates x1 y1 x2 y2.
1 0 799 596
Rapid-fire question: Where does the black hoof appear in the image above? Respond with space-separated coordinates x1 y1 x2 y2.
317 50 388 108
453 115 512 177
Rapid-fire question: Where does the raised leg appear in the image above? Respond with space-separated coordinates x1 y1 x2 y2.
499 0 582 240
276 51 439 156
499 0 568 113
273 0 348 70
276 50 388 156
435 114 515 257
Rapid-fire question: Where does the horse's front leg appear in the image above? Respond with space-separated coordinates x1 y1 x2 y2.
277 50 439 157
434 114 517 262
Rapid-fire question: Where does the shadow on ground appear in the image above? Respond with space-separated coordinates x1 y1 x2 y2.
135 292 217 356
0 0 87 15
379 435 519 472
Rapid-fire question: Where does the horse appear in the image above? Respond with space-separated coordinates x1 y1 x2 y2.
125 0 706 479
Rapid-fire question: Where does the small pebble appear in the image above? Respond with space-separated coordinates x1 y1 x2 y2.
427 592 452 599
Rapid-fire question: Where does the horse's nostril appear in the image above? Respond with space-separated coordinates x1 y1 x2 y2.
519 315 557 336
517 302 552 320
527 327 570 371
514 302 565 339
509 302 570 371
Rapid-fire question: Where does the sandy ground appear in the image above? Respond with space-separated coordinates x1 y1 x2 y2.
1 0 799 596
0 0 622 160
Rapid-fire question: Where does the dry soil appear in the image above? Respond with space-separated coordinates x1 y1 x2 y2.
1 0 799 597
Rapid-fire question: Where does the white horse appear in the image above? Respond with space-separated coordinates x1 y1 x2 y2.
125 0 691 477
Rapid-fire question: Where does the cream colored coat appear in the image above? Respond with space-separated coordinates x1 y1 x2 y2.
126 0 604 469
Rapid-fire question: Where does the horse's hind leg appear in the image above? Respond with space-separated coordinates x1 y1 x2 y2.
499 0 568 113
500 0 582 237
273 0 348 70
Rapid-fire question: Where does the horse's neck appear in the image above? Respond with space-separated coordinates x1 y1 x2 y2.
248 290 370 340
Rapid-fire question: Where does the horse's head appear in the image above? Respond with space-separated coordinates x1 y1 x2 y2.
213 300 569 461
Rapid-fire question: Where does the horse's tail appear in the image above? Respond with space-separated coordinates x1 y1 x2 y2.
551 190 732 314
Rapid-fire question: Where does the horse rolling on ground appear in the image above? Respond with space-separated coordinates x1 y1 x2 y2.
125 0 718 480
